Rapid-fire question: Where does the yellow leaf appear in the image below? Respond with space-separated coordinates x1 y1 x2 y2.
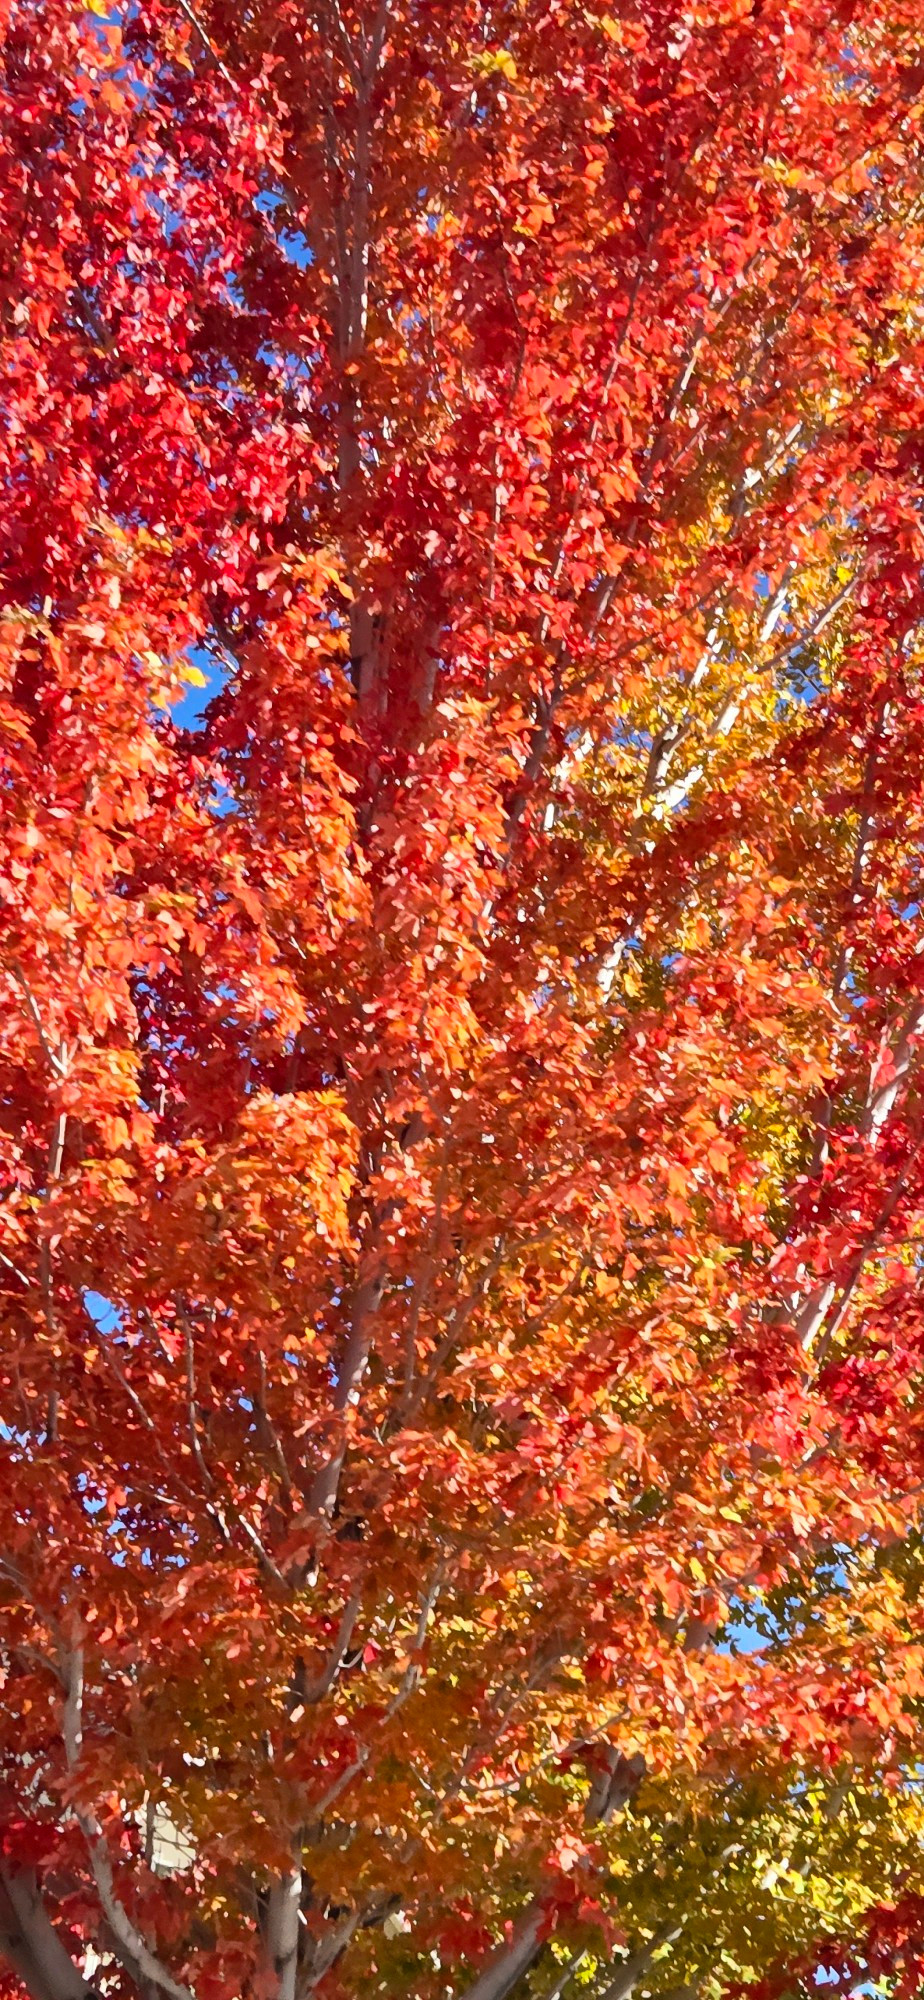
471 49 517 80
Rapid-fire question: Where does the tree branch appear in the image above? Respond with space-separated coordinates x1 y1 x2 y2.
452 1900 546 2000
61 1646 197 2000
0 1868 97 2000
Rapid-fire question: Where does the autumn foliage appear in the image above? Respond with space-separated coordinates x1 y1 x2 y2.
4 0 924 1995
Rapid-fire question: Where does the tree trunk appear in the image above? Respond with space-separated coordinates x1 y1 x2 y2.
0 1869 98 2000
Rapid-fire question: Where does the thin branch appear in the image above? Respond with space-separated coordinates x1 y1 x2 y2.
302 1588 362 1705
307 1261 384 1520
400 1245 506 1427
177 1301 214 1493
0 1244 32 1289
174 0 236 87
544 1950 588 2000
256 1349 295 1502
754 575 856 684
11 966 68 1079
811 1141 922 1375
233 1511 293 1593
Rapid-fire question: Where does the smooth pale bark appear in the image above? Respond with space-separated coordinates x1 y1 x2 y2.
453 1903 545 2000
262 1869 302 2000
307 1271 384 1519
599 1952 654 2000
0 1869 97 2000
862 999 924 1140
62 1647 195 2000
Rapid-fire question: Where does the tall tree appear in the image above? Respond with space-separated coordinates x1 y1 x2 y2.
3 0 924 1995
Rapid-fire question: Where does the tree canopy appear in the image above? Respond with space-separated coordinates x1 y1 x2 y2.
3 1 924 1996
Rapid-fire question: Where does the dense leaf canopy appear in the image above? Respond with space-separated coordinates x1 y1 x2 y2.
3 1 924 1996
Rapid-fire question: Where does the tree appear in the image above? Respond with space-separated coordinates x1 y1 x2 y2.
3 0 924 1993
